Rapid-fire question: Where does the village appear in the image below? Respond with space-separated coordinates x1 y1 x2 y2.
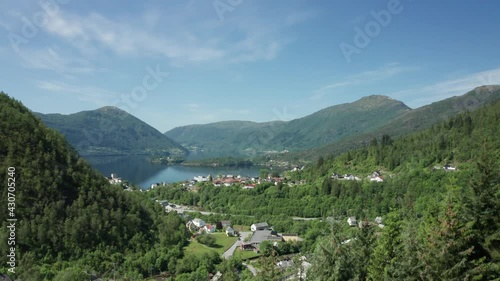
104 163 458 279
155 200 312 279
153 194 390 280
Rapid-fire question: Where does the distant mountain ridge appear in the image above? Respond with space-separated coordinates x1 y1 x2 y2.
36 106 188 156
34 85 500 159
165 95 411 154
299 85 500 159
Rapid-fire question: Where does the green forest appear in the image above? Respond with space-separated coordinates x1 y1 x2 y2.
150 99 500 280
1 91 499 280
0 93 188 280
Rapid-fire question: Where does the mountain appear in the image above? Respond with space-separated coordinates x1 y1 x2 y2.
0 92 187 279
158 97 500 279
165 120 286 155
165 95 410 155
36 106 188 156
301 85 500 159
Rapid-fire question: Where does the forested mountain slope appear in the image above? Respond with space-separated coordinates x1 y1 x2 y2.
301 85 500 160
157 99 500 280
165 95 410 154
36 106 188 156
0 92 187 280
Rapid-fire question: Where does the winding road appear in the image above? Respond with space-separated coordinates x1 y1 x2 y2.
222 231 252 259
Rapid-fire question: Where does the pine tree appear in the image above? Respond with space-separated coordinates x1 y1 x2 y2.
419 184 482 280
368 211 403 280
351 220 376 280
308 222 354 280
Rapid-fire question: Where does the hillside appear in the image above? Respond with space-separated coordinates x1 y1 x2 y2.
165 120 286 155
157 97 500 280
0 92 187 279
36 106 188 156
165 95 410 155
290 85 500 161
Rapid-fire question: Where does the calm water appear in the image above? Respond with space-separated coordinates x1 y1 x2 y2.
84 155 262 189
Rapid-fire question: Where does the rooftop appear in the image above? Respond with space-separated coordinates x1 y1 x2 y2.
250 230 282 244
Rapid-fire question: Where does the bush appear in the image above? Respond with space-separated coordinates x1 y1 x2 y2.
196 233 216 247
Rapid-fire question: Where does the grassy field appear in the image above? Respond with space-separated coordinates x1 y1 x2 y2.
233 225 251 232
233 248 260 260
184 232 238 255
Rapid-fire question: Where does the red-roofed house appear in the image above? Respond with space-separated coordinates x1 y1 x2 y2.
204 224 216 233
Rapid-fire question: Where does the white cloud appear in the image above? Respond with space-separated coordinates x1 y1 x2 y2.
390 68 500 107
41 12 225 62
312 62 417 100
19 47 99 77
38 8 300 65
37 80 116 106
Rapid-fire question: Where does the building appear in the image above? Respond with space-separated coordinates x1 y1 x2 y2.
370 176 384 182
444 164 457 171
108 173 122 184
192 218 206 228
344 174 360 181
240 242 253 250
165 204 177 213
204 224 216 233
249 230 283 248
220 220 231 228
347 217 357 227
251 222 269 231
211 271 222 281
225 226 235 236
194 175 210 182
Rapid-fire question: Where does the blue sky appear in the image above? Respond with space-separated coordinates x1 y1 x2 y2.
1 0 500 132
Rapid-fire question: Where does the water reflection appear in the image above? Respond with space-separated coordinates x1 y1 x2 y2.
84 155 262 189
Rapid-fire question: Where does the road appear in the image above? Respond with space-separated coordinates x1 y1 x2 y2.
292 216 320 221
168 205 254 217
222 231 252 259
169 205 219 216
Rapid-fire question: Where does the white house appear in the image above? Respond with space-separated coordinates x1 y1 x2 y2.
347 217 357 227
370 176 384 182
194 175 210 182
344 174 360 181
108 173 122 184
444 165 457 171
242 184 256 189
192 218 206 228
251 222 269 232
225 227 235 236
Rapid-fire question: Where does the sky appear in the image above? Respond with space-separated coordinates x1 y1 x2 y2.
1 0 500 132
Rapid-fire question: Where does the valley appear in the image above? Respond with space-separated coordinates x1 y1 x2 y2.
2 2 499 280
2 87 498 280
